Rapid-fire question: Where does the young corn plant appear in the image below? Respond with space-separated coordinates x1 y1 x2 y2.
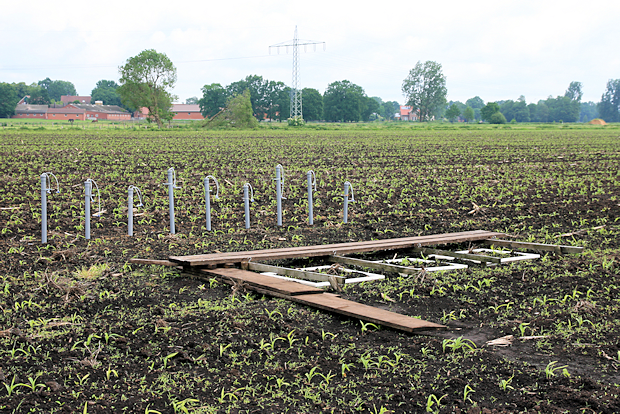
545 361 568 379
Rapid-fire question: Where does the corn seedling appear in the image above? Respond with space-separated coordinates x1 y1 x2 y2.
321 329 337 340
463 384 476 404
545 361 568 379
360 320 380 334
425 393 447 413
162 352 178 368
3 375 20 397
304 366 321 384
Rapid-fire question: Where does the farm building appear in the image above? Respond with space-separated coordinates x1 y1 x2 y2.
12 101 130 121
134 104 205 121
13 104 48 119
396 105 419 121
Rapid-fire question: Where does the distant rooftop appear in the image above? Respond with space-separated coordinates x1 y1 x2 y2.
61 95 91 104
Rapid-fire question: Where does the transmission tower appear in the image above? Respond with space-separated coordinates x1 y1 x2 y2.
270 26 325 120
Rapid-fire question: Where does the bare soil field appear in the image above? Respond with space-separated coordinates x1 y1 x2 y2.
0 125 619 413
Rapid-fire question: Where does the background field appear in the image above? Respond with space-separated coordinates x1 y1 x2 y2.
0 126 619 413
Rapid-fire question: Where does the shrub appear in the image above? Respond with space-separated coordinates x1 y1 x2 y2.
489 112 507 124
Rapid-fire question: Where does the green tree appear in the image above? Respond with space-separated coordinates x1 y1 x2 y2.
91 80 123 107
264 80 287 121
535 100 551 122
302 88 323 121
500 96 530 122
0 83 19 118
597 79 620 123
462 106 475 122
382 101 400 120
579 101 599 122
12 82 36 99
445 103 461 122
489 112 507 124
363 96 381 121
480 102 500 122
203 89 258 129
27 87 50 105
565 81 583 102
118 49 177 127
548 96 579 122
466 96 484 120
185 96 198 105
276 86 291 122
38 78 77 101
227 75 269 120
401 61 447 121
199 83 228 118
323 80 368 122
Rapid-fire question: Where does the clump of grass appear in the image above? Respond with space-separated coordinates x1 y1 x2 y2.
75 263 109 280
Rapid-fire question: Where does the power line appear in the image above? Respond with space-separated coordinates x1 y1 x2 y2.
0 54 283 72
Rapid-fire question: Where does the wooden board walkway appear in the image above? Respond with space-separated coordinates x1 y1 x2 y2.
170 230 504 267
197 267 445 333
200 267 324 296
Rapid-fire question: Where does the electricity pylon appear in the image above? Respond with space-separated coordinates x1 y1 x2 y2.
269 26 325 120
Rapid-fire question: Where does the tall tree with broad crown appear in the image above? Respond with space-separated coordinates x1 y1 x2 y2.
598 79 620 123
91 80 123 107
565 81 583 102
323 80 367 122
462 106 475 122
302 88 323 121
401 61 447 121
0 83 19 118
118 49 177 127
481 102 501 122
199 83 228 119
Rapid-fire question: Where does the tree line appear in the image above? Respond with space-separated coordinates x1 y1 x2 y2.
197 76 400 123
0 77 133 118
443 81 601 124
2 49 620 124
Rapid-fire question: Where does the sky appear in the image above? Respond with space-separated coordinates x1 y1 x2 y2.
2 0 619 106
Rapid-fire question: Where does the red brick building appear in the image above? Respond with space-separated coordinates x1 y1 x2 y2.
47 106 86 120
135 104 205 120
13 104 48 119
171 104 204 120
73 104 131 121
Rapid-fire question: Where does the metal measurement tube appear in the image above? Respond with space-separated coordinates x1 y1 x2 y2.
85 180 92 240
41 174 47 244
276 165 282 226
128 186 134 236
343 181 350 224
307 171 314 225
244 184 251 229
168 168 175 234
204 177 212 231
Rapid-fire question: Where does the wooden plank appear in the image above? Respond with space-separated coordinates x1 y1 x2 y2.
482 239 583 254
199 267 323 296
170 230 497 263
412 247 502 264
170 230 504 267
290 293 445 332
327 255 422 276
129 258 179 267
173 230 498 262
190 270 444 333
247 262 341 283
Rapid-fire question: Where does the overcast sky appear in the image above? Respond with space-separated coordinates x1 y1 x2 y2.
2 0 619 106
